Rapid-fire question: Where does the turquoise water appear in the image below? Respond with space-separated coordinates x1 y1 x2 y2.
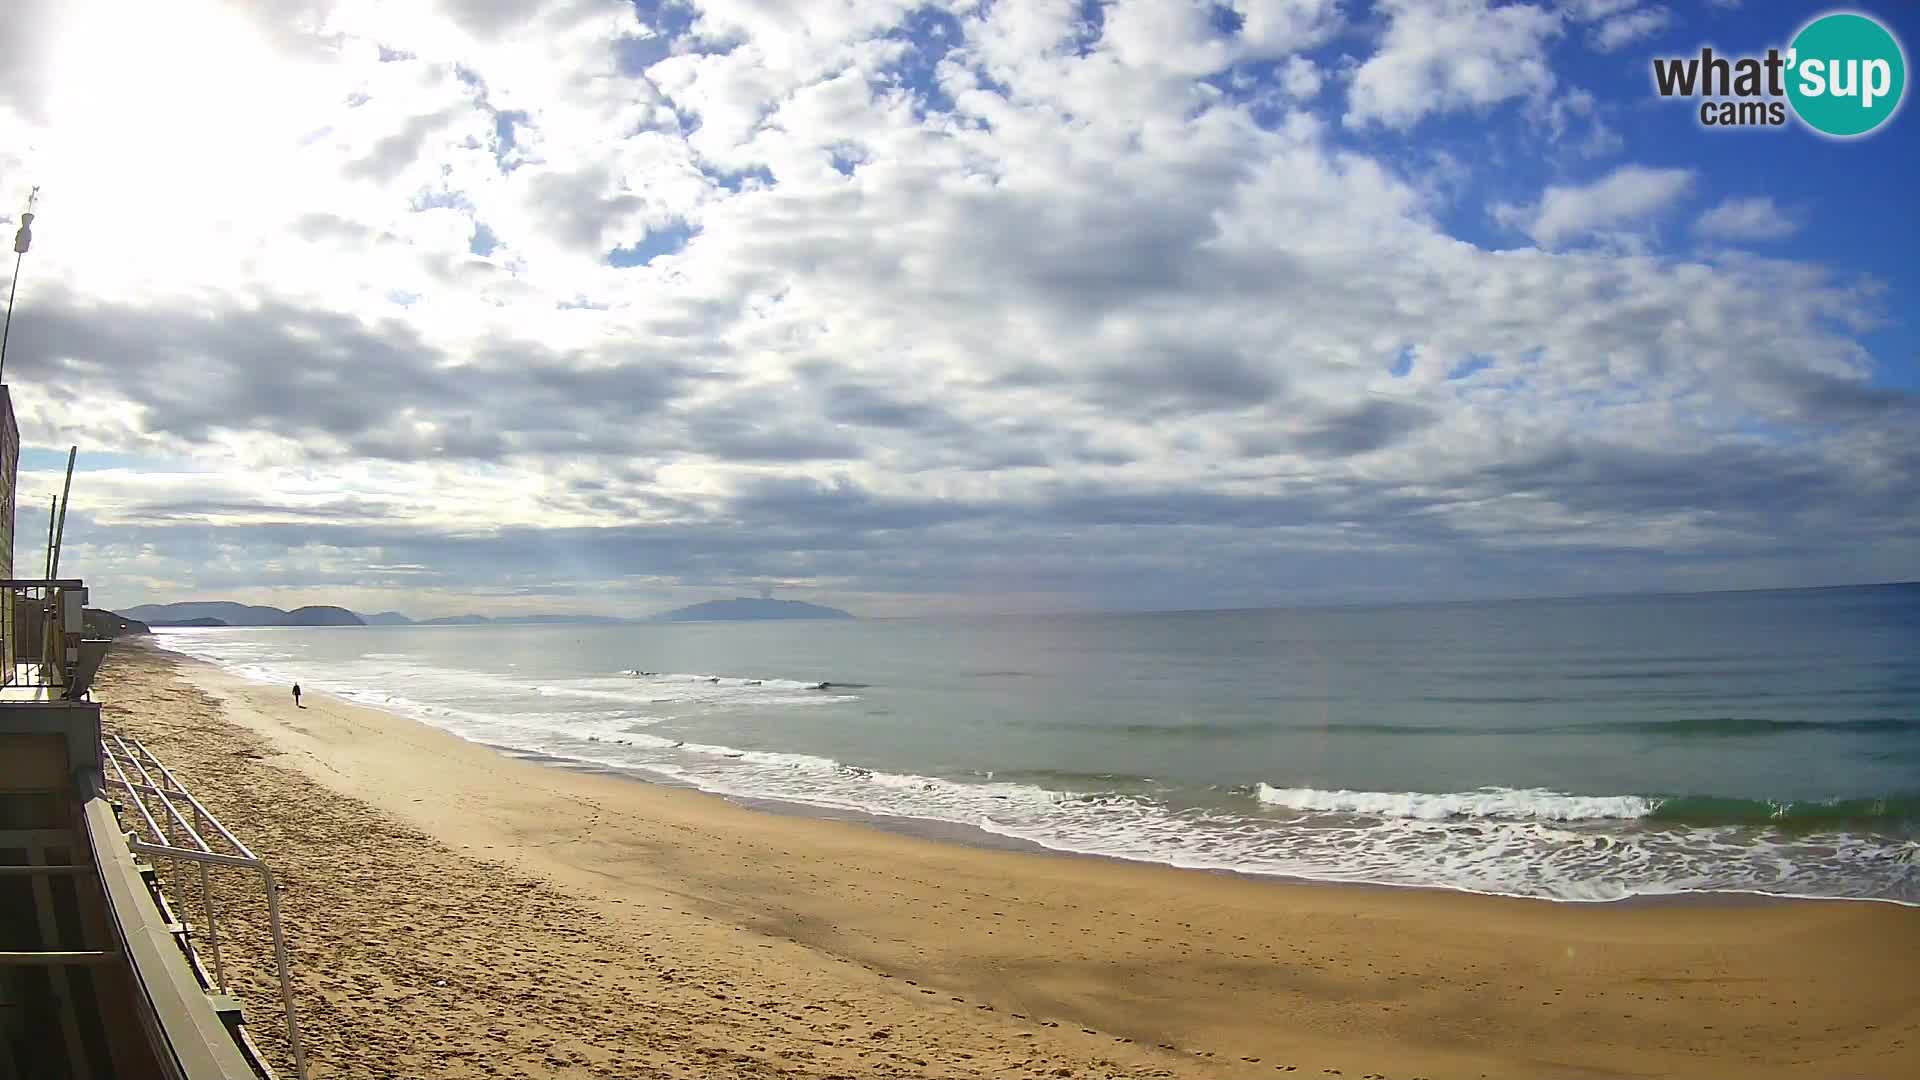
158 584 1920 903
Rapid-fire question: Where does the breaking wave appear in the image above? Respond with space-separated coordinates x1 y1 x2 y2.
1252 784 1920 831
1254 785 1655 821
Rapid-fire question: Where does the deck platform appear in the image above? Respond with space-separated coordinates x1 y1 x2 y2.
2 578 293 1078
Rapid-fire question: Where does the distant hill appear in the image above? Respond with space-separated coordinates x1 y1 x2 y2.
656 598 853 622
284 605 364 626
122 602 291 626
392 612 639 625
120 602 365 627
88 609 150 636
493 614 633 625
119 598 851 627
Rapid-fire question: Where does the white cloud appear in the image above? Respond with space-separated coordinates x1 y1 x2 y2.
1694 196 1802 242
1496 164 1695 247
1563 0 1640 19
1574 118 1625 157
1589 6 1672 52
1232 0 1344 56
1539 86 1619 156
0 0 1908 614
1102 0 1238 77
1280 55 1325 98
1345 0 1563 131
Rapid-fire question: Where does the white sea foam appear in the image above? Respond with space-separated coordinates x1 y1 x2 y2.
620 670 825 691
1254 784 1656 822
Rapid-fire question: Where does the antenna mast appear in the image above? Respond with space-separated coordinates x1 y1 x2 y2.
0 186 39 383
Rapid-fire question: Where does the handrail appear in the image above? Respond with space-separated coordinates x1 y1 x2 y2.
114 735 212 852
101 736 308 1080
129 738 262 858
81 779 262 1080
111 734 229 996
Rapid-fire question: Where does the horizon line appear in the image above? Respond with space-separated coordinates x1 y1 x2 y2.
113 577 1920 625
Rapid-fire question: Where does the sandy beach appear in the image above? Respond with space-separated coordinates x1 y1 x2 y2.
95 641 1919 1080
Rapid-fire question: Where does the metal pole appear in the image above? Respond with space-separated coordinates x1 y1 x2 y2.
112 735 209 851
44 497 55 578
259 863 308 1080
132 738 262 857
1 187 38 384
50 446 75 578
120 842 310 1080
0 248 23 382
102 744 167 842
187 796 227 994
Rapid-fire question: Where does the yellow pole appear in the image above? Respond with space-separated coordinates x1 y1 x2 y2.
49 446 74 578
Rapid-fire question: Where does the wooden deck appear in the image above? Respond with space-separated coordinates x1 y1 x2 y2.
2 691 271 1078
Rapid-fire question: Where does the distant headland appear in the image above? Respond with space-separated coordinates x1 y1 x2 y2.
118 602 367 627
654 597 854 622
115 596 855 627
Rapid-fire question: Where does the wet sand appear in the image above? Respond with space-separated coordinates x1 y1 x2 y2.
99 641 1920 1079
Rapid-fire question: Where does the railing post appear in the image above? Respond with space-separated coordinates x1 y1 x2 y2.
259 864 307 1080
189 802 227 994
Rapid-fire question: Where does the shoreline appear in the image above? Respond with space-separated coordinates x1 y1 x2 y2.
515 746 1810 912
109 639 1920 1079
165 637 1896 911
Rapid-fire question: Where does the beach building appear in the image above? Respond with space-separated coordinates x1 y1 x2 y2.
0 382 298 1077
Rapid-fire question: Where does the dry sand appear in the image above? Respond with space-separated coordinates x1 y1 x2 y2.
96 641 1920 1080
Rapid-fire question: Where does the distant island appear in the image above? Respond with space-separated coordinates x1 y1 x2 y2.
115 596 855 627
286 605 364 626
120 602 368 627
405 614 637 625
656 598 853 622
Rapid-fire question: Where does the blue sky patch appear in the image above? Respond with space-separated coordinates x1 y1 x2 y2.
607 222 695 267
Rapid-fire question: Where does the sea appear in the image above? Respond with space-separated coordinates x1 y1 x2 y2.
154 584 1920 905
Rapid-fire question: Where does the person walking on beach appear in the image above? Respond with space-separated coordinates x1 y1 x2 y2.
292 682 303 708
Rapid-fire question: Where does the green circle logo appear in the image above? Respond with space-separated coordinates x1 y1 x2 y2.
1787 12 1906 137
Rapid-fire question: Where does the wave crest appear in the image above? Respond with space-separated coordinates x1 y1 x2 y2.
1254 785 1920 829
1254 784 1655 821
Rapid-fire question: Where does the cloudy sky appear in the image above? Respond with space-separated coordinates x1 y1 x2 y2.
1 0 1914 618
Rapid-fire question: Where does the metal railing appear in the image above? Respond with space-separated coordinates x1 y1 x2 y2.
100 734 308 1080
